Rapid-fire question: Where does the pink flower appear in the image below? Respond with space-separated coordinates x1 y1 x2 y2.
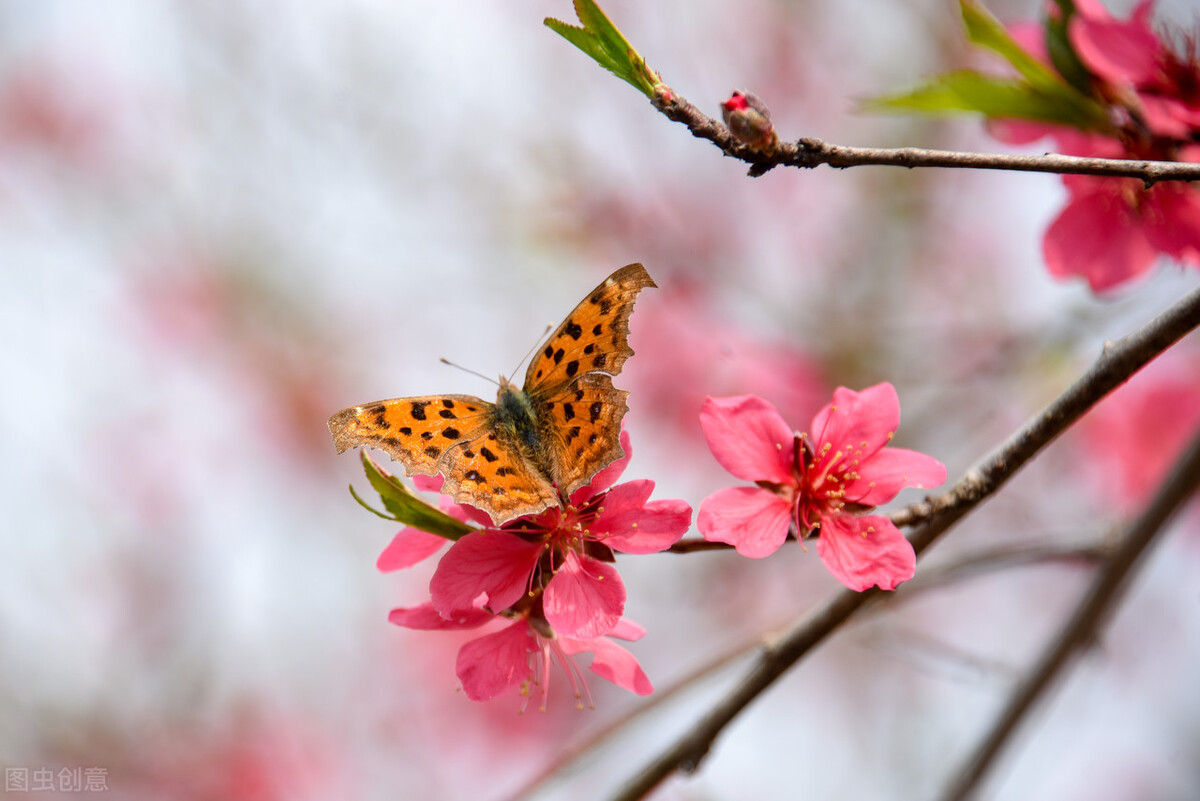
389 603 653 708
697 384 946 591
1075 346 1200 514
1043 175 1200 291
429 432 692 638
986 0 1200 292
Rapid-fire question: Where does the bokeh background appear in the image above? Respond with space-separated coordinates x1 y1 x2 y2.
2 0 1199 799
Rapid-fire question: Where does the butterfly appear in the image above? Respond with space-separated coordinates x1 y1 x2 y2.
328 264 656 525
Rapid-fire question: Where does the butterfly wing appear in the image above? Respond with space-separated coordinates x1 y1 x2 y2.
523 263 656 497
328 394 495 475
440 427 558 525
523 263 656 394
532 372 630 498
328 394 558 524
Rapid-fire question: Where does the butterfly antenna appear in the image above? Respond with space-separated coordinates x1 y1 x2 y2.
510 322 554 378
439 358 500 387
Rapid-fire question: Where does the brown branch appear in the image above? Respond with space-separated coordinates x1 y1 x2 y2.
938 423 1200 801
510 539 1106 801
607 285 1200 801
652 88 1200 183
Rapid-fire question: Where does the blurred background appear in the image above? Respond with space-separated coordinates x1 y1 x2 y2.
2 0 1198 798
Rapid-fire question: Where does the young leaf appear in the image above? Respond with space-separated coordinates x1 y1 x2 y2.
545 0 660 97
357 450 474 540
1044 0 1094 94
865 70 1100 128
959 0 1109 129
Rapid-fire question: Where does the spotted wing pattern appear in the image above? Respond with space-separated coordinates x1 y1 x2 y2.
439 427 558 524
523 263 656 395
534 372 630 498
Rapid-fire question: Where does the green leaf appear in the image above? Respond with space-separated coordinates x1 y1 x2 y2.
865 70 1101 128
959 0 1109 129
545 0 659 98
1044 0 1094 94
356 450 474 540
961 0 1063 91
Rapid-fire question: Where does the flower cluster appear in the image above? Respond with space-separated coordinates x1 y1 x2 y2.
992 0 1200 291
697 383 946 592
383 433 692 709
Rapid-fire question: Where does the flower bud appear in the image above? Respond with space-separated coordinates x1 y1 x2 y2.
720 90 779 154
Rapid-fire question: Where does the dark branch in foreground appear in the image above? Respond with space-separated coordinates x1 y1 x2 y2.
507 540 1106 801
609 285 1200 801
652 88 1200 183
939 423 1200 801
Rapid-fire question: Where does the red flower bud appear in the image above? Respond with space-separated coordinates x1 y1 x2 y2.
720 90 779 154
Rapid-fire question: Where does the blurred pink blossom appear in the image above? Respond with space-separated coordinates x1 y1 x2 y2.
989 0 1200 292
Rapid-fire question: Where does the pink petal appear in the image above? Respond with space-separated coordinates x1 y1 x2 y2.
387 602 492 630
429 531 542 616
1143 184 1200 265
810 383 900 467
697 486 792 558
1044 187 1158 292
606 617 647 642
456 620 537 701
564 636 653 696
602 498 693 553
594 480 692 554
1138 95 1195 140
700 395 796 484
1069 5 1161 86
543 553 625 639
413 474 444 492
815 514 916 592
848 447 948 507
376 528 448 572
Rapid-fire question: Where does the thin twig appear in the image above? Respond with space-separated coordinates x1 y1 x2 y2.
652 89 1200 183
507 540 1106 801
608 285 1200 801
939 423 1200 801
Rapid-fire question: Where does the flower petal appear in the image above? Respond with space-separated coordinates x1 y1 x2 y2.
387 602 492 630
1143 184 1200 265
606 617 646 641
456 620 537 701
543 553 626 639
595 480 692 554
1044 187 1158 292
700 395 795 483
848 447 947 507
562 635 653 696
697 486 792 558
376 528 448 572
815 514 915 592
1068 4 1161 86
810 383 899 469
429 531 542 616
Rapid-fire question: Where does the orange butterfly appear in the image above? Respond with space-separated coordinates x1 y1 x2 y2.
328 264 656 525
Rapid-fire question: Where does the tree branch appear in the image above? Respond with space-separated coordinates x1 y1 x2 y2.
938 423 1200 801
506 539 1106 801
652 88 1200 183
608 284 1200 801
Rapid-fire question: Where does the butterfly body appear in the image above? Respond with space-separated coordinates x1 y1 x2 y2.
329 264 656 525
